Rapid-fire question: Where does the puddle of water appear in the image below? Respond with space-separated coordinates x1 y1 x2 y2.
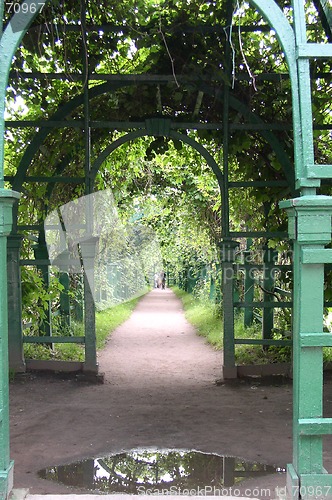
39 449 285 494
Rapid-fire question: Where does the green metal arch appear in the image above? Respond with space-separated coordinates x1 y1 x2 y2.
249 1 297 72
12 84 294 194
89 127 226 235
228 96 295 193
9 0 299 193
249 0 302 192
199 80 296 193
171 130 224 189
11 81 117 191
89 129 223 190
0 0 49 184
4 0 300 192
6 0 298 204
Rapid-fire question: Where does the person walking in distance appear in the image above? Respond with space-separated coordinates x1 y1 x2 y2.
160 271 166 289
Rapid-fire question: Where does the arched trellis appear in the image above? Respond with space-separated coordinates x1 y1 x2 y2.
6 81 298 389
88 124 226 221
9 83 295 194
0 1 332 498
10 125 228 384
5 73 298 298
0 0 302 186
8 102 296 382
8 109 296 395
7 80 297 254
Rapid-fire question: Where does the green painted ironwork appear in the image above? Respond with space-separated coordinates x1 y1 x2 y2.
33 241 52 339
243 241 254 328
0 189 20 498
281 196 332 498
314 0 332 41
252 0 332 195
9 82 295 200
88 125 226 233
80 237 98 374
57 251 71 329
0 1 331 497
23 336 84 344
262 247 278 341
11 81 115 192
0 3 48 494
0 0 48 182
220 240 239 379
227 95 295 192
251 4 332 494
234 301 292 308
234 338 292 347
7 234 25 372
221 0 233 239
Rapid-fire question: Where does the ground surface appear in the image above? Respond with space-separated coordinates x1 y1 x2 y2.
9 288 329 499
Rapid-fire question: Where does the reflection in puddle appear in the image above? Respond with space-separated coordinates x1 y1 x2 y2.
39 449 285 494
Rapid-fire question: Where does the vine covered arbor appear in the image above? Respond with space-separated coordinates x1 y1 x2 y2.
0 0 332 497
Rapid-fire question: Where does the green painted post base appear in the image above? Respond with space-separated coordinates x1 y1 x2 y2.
0 460 14 500
221 365 238 379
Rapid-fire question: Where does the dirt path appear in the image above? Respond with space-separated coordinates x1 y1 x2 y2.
9 288 297 498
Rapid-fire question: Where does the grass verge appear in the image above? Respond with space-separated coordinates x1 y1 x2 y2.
23 291 148 362
172 286 222 349
173 286 293 365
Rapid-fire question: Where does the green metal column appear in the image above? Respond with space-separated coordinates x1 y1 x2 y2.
279 0 332 496
262 247 278 340
57 250 71 329
233 276 240 316
281 197 332 499
220 0 234 240
7 234 25 373
59 272 70 328
81 237 98 374
209 264 216 302
33 242 52 338
221 240 239 379
220 0 237 381
0 190 19 498
72 274 84 322
0 3 48 497
243 247 254 328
